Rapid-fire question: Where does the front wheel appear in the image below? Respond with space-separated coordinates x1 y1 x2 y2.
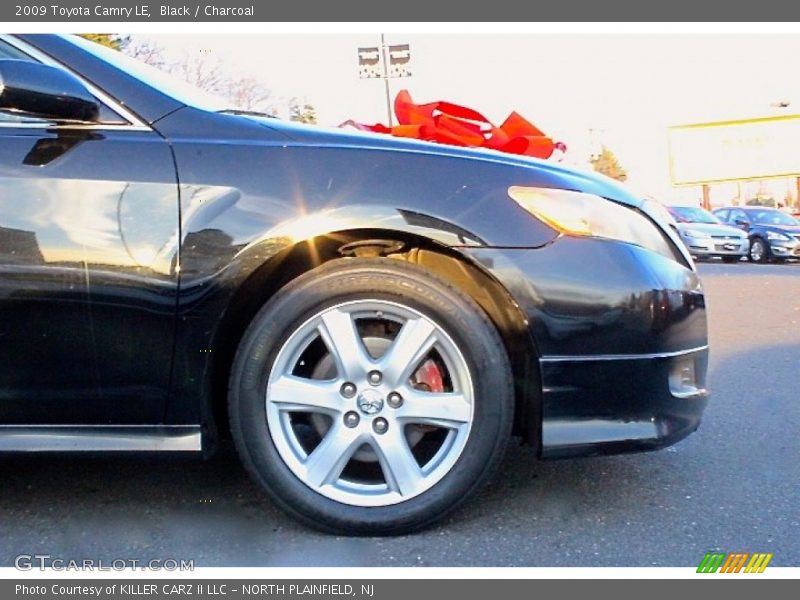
228 258 514 535
749 238 769 263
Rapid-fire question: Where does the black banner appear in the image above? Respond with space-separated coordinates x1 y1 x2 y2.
2 0 800 22
3 580 795 600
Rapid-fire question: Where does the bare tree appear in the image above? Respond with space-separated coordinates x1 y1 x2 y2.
170 52 228 96
226 77 273 111
120 38 278 115
124 38 167 68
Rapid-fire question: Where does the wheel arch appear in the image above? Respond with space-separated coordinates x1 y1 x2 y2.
206 229 542 451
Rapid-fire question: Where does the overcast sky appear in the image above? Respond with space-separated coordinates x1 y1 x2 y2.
135 33 800 204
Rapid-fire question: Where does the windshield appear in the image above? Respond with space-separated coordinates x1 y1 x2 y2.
63 34 230 112
670 206 719 225
748 210 799 226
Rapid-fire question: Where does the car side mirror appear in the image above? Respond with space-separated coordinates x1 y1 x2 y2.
734 219 749 229
0 59 100 122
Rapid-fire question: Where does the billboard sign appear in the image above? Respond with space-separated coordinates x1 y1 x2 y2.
668 114 800 186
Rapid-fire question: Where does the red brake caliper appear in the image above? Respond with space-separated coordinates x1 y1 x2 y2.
413 359 445 393
412 359 445 432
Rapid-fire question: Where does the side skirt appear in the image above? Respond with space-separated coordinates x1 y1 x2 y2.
0 425 202 452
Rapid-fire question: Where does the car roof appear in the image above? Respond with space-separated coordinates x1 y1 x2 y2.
714 206 779 212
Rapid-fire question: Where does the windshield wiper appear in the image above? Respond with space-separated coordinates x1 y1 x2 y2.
217 109 276 118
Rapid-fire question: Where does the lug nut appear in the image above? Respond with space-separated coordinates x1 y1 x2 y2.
367 370 382 386
340 382 357 398
387 392 403 408
343 411 360 428
373 417 389 434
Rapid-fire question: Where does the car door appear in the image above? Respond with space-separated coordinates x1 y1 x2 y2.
0 38 180 424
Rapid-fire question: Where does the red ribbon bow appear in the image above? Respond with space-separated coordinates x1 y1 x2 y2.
341 90 564 159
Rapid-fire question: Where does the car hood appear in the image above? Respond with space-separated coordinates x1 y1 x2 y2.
676 223 747 237
257 117 645 209
758 224 800 235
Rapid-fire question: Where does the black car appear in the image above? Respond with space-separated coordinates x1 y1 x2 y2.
0 34 709 534
713 206 800 263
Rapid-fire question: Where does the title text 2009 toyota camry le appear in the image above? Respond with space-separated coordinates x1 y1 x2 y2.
0 34 709 534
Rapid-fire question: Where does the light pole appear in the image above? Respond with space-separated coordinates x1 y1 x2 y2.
380 34 393 126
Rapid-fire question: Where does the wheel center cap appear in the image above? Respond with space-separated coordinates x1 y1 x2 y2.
357 389 384 415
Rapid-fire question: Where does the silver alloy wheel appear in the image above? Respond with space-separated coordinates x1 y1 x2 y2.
265 300 474 507
751 239 765 262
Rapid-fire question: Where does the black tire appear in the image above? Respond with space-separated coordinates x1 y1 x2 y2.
228 258 514 535
748 238 770 263
721 256 740 264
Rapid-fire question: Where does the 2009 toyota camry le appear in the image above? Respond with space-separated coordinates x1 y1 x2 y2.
0 34 709 535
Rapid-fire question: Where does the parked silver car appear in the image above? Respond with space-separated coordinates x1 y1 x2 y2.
667 206 749 263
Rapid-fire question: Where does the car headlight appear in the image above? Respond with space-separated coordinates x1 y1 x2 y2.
683 228 711 239
508 186 677 260
766 231 792 241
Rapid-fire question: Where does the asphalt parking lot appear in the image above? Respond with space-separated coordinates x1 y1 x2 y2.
1 260 798 568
